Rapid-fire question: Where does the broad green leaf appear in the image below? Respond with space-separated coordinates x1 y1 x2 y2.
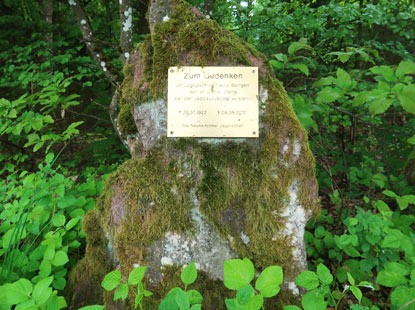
247 294 263 310
369 96 393 115
52 214 66 227
295 270 319 290
78 306 105 310
181 262 197 285
128 266 147 285
291 63 309 76
313 77 333 87
65 218 79 230
302 290 327 310
316 87 344 104
396 196 409 210
223 258 255 290
190 305 202 310
3 279 32 304
114 283 128 301
316 264 333 285
399 84 415 114
255 266 283 297
186 290 203 304
353 92 370 106
350 286 363 303
288 38 310 55
390 286 415 310
382 190 397 198
336 68 352 89
236 285 255 305
101 270 121 291
347 272 355 286
33 277 53 305
283 306 302 310
52 251 69 266
175 288 190 310
396 60 415 78
370 65 396 82
376 270 407 287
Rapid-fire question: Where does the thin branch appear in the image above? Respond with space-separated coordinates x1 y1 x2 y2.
66 110 111 123
68 0 120 86
398 298 415 310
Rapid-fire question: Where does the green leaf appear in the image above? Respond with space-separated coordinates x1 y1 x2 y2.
370 65 396 82
52 214 66 227
382 190 397 198
65 218 79 230
78 306 105 310
175 288 190 310
316 87 344 104
350 286 362 303
377 270 407 287
236 285 255 305
3 279 32 305
186 290 203 305
347 272 355 286
302 290 327 310
181 262 197 285
336 68 352 89
247 294 264 310
398 84 415 114
255 266 283 297
353 92 370 106
396 196 409 210
396 60 415 78
114 283 129 301
283 306 302 310
33 276 53 305
101 270 121 291
52 251 69 266
291 63 309 76
128 266 147 285
295 270 319 290
223 258 255 290
288 38 310 55
390 286 415 310
316 264 333 285
369 96 393 115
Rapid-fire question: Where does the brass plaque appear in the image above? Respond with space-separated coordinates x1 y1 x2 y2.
167 66 258 138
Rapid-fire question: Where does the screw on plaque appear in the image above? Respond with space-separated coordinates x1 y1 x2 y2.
170 131 174 135
170 69 175 73
253 131 256 135
252 69 256 73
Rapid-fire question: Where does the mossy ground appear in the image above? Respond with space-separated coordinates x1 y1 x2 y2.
69 0 319 309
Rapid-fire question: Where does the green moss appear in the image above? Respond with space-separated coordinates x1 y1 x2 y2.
118 98 136 137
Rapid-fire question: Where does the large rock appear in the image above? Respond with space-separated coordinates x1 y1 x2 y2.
68 0 320 309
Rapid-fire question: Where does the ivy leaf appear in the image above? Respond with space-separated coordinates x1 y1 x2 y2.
295 270 319 290
181 262 197 285
255 266 283 297
398 84 415 114
101 270 121 291
224 258 255 290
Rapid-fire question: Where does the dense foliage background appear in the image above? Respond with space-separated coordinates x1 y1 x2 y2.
1 0 414 309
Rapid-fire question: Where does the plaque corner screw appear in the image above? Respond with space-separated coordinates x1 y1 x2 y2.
252 69 256 73
170 69 174 73
170 131 174 135
253 131 256 135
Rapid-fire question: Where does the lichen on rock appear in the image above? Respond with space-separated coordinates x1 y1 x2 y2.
68 0 320 308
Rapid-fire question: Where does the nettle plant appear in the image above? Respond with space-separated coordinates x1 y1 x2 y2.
85 258 372 310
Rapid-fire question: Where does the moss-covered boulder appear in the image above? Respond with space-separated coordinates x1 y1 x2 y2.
68 0 320 309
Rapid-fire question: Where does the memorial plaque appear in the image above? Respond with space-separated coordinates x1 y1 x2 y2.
168 66 258 138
